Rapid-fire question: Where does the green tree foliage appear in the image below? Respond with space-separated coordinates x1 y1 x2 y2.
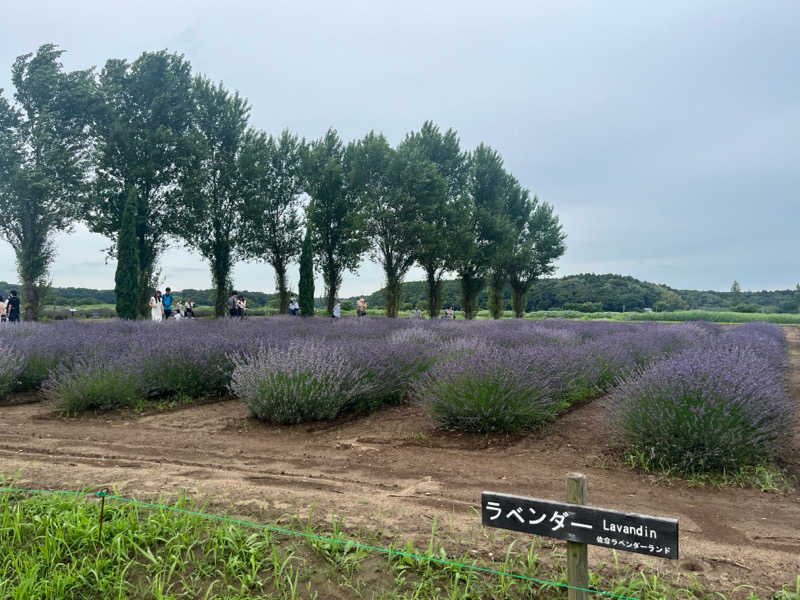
402 122 467 318
86 50 194 316
507 197 566 317
0 45 94 320
730 280 742 307
239 130 305 314
487 174 530 319
653 286 688 312
796 284 800 313
298 227 315 316
113 188 139 319
454 144 512 319
177 76 250 317
351 131 446 317
304 129 368 315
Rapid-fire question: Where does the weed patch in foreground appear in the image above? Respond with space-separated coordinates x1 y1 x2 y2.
1 489 798 599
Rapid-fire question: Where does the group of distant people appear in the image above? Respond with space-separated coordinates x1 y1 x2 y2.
0 290 20 323
227 292 247 318
286 295 368 319
148 287 196 322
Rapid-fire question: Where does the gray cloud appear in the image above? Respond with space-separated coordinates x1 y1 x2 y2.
1 0 797 295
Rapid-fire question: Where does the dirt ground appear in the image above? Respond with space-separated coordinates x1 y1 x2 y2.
1 327 799 597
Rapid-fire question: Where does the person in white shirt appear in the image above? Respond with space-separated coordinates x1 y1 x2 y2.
332 300 341 319
149 291 163 322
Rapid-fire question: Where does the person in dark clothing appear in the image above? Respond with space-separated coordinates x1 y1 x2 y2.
228 292 238 318
7 290 20 322
184 298 196 318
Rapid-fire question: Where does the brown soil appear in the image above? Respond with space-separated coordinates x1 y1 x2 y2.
1 328 799 597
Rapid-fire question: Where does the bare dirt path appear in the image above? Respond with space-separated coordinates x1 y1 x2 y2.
1 328 799 596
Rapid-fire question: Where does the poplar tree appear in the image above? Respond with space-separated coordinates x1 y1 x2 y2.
177 76 250 317
114 188 139 319
730 280 742 307
304 129 368 315
298 227 315 317
796 284 800 313
401 122 467 318
351 132 445 317
86 50 193 316
454 144 511 319
507 198 566 317
0 45 94 320
239 130 305 314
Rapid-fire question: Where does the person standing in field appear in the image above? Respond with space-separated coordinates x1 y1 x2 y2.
6 290 20 323
332 300 341 320
228 291 238 318
236 295 247 318
162 287 174 319
149 290 163 322
184 298 196 318
356 296 366 319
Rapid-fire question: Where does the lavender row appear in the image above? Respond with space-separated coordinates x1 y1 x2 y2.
0 318 719 424
611 322 794 474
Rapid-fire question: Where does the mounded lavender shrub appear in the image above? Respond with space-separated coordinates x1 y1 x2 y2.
43 356 145 415
411 345 556 433
612 324 793 473
132 323 235 398
230 342 373 424
0 347 24 399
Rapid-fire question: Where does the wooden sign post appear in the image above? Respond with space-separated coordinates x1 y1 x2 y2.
566 473 588 600
482 473 678 598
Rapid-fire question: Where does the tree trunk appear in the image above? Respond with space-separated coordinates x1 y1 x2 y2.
16 211 49 321
510 278 532 318
425 267 442 318
20 274 40 322
460 271 484 320
16 244 44 321
385 271 401 318
488 270 505 319
323 257 339 316
211 247 232 318
274 261 289 314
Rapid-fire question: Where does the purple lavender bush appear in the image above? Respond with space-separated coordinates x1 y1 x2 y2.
131 322 235 398
411 345 557 433
43 356 145 415
612 323 793 473
0 347 24 399
230 342 373 424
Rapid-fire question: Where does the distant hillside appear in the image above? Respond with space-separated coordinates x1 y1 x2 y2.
357 274 799 314
2 274 796 314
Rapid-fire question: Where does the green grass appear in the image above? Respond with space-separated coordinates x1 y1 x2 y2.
2 489 798 599
35 303 800 324
524 309 800 324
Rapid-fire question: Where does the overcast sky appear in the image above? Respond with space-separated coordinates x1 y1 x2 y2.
1 0 798 295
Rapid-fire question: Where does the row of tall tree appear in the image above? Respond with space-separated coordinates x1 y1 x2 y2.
0 45 565 320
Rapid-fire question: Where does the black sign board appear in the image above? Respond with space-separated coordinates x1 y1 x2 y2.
482 491 678 559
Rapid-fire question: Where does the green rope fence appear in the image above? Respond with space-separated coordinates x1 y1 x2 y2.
0 485 638 600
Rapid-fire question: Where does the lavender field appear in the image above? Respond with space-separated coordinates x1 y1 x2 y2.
0 318 793 474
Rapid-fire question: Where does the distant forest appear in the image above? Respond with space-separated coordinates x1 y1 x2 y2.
362 274 799 313
7 274 796 314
